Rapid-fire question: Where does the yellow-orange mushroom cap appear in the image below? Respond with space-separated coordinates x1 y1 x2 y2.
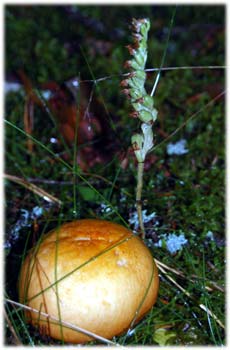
19 219 159 343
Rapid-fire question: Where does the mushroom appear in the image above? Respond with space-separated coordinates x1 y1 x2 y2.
19 219 159 343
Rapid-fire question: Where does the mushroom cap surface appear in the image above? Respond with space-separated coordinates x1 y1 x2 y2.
19 219 159 343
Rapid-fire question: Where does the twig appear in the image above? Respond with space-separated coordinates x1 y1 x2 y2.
152 90 225 152
80 65 226 84
83 172 133 198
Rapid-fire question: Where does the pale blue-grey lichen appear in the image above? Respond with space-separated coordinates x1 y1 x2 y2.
155 232 188 254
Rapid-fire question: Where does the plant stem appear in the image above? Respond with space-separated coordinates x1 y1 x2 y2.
136 161 146 239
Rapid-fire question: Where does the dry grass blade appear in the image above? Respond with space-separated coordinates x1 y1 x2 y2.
23 96 34 153
5 174 62 206
4 309 22 345
155 258 184 276
199 304 225 329
155 258 224 293
156 263 225 329
5 299 121 346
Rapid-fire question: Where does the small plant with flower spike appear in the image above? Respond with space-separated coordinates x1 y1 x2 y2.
121 18 158 239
